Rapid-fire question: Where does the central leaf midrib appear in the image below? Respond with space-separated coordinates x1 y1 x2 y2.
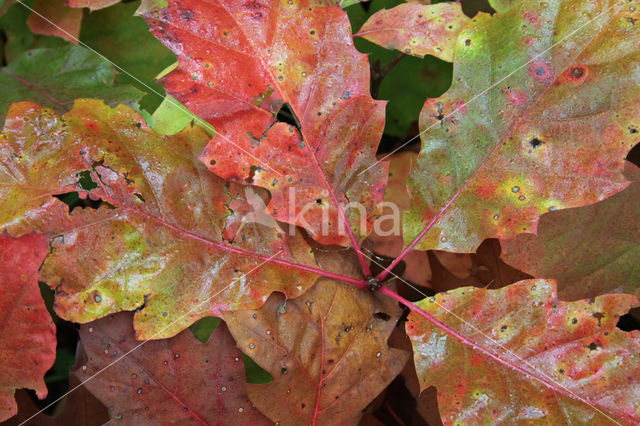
85 190 353 282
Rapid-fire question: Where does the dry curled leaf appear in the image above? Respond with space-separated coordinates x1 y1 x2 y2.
224 250 409 425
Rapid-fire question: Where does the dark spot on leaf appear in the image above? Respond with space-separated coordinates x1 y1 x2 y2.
568 66 586 80
373 312 391 321
592 312 605 326
587 342 601 351
529 137 544 148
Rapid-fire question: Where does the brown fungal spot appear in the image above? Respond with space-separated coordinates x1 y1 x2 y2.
592 312 605 326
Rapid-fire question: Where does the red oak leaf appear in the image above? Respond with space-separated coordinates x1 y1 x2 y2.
74 312 269 424
0 233 56 422
140 0 388 247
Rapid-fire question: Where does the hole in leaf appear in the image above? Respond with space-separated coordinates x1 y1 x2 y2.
244 354 272 384
76 170 98 191
276 103 300 130
617 308 640 331
626 142 640 167
246 165 260 184
53 193 114 213
373 312 391 321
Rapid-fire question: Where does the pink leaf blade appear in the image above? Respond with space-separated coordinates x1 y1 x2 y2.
0 233 56 422
141 0 389 249
406 279 640 424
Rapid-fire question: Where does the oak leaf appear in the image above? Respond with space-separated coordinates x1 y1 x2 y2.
0 233 56 422
502 163 640 300
0 100 321 339
74 312 269 424
140 0 388 245
404 0 640 252
406 279 640 424
356 2 469 62
223 250 409 425
66 0 122 11
0 45 143 123
27 0 82 44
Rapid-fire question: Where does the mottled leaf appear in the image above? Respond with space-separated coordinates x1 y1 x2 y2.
0 45 143 123
0 233 56 422
404 0 640 251
74 312 269 424
313 0 367 6
407 279 640 424
349 0 455 138
224 250 409 425
502 163 640 300
356 2 469 61
27 0 82 44
489 0 518 13
141 0 388 245
0 99 320 339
